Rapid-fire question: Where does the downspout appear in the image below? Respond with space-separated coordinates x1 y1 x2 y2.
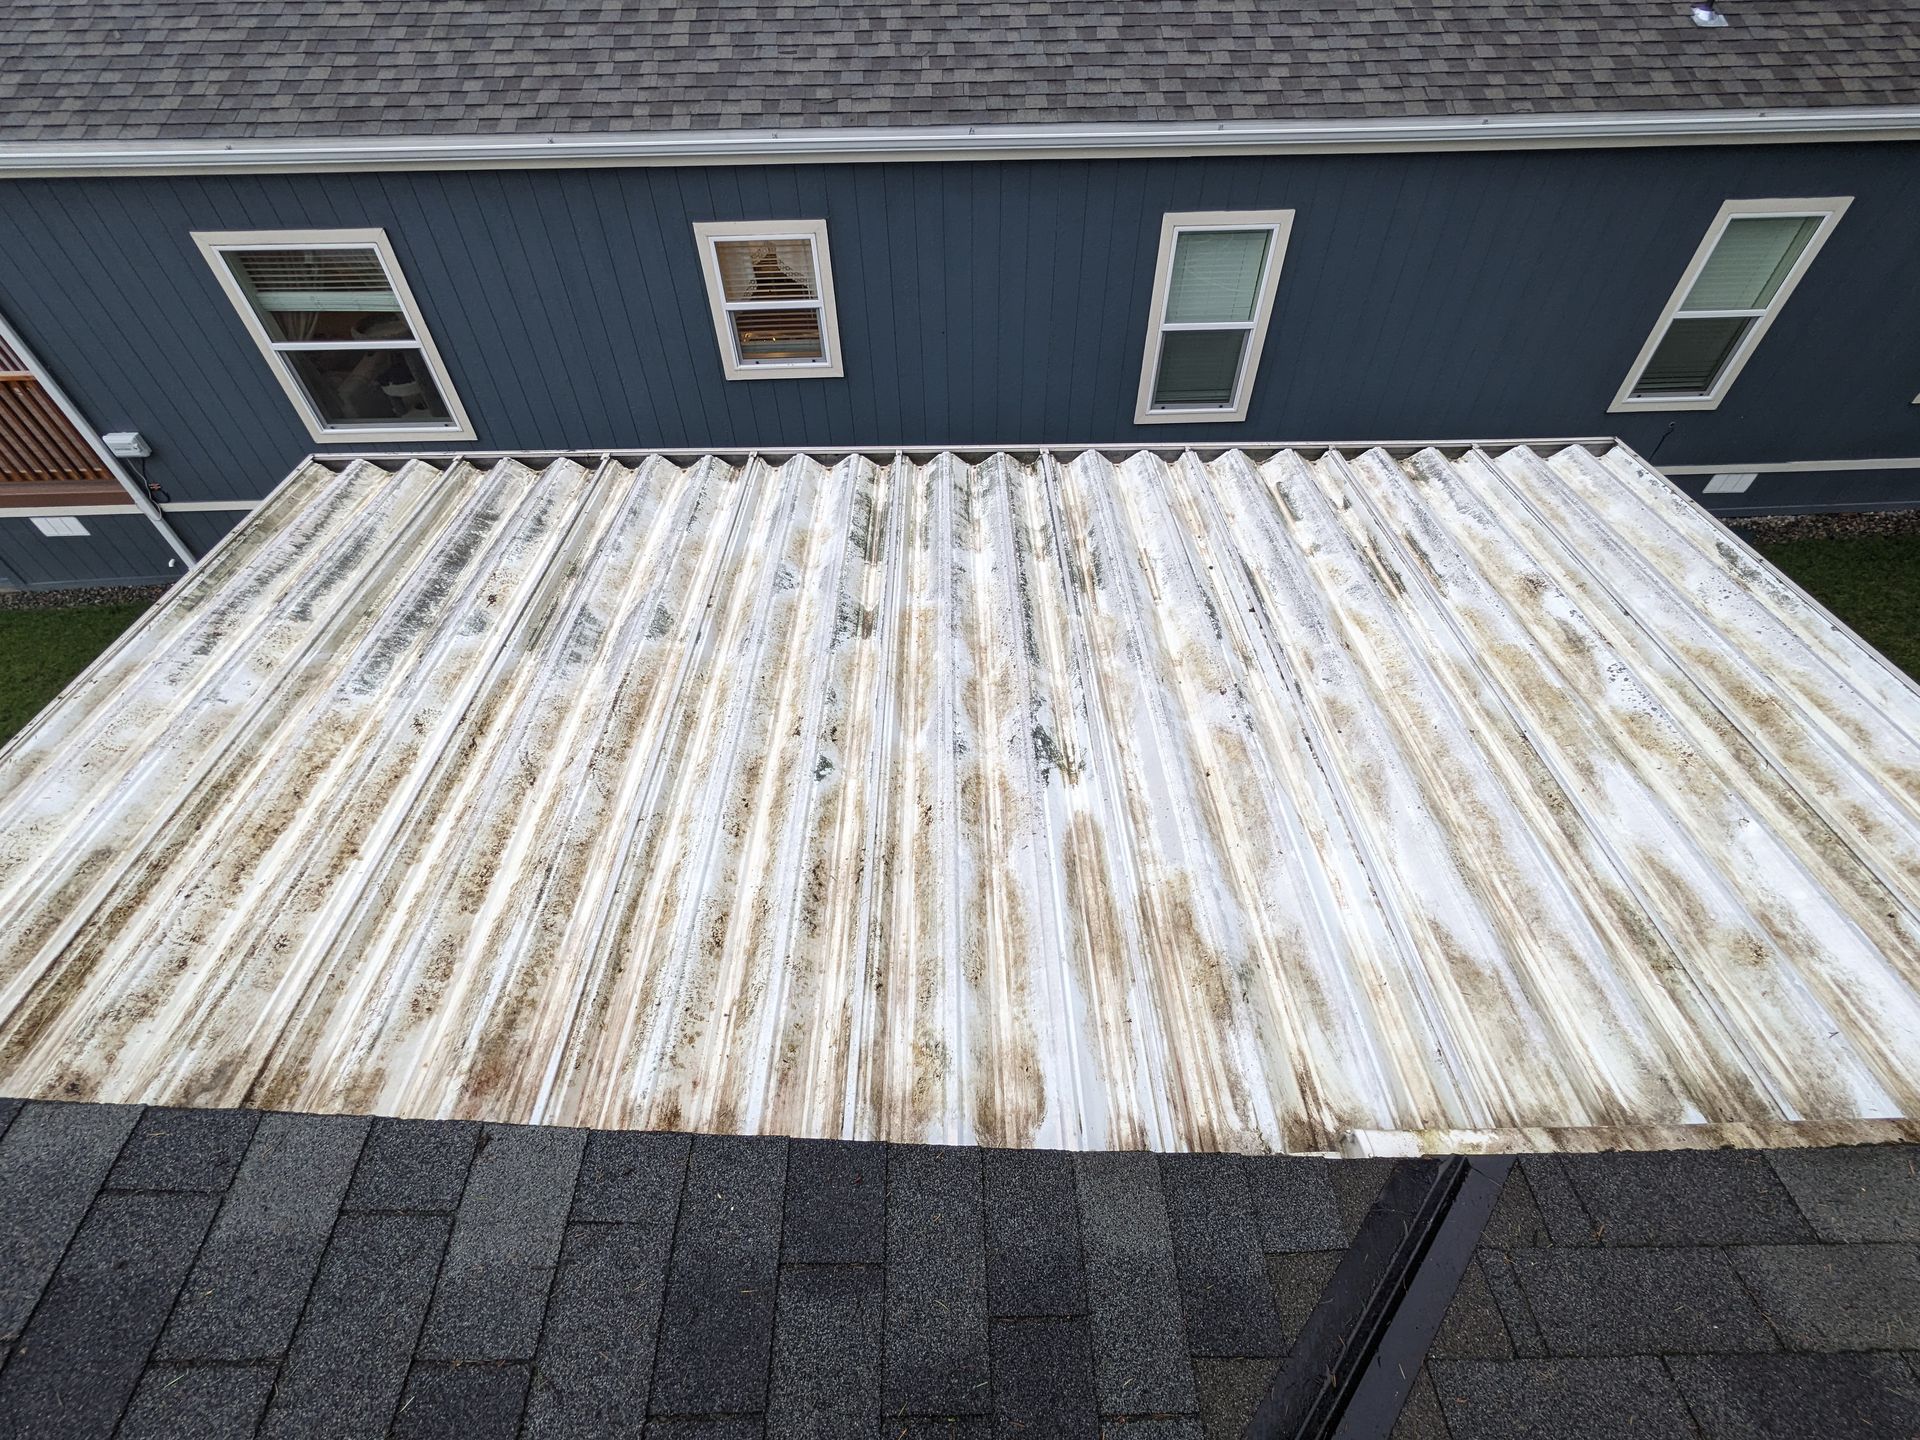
0 305 197 568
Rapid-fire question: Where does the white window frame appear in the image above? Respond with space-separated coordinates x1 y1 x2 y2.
1135 209 1294 425
193 227 476 444
1609 197 1851 414
692 219 844 381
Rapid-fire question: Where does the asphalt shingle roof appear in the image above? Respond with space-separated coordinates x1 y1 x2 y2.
1 2 1917 144
1406 1152 1920 1438
2 1098 1918 1438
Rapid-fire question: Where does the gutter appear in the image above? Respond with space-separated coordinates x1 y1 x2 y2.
3 106 1920 178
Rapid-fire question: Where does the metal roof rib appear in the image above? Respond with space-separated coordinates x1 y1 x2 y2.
0 443 1917 1155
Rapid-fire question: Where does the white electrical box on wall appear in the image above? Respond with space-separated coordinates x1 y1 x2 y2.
101 431 151 459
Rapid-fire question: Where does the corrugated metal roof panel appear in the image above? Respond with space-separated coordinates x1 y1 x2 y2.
2 445 1918 1155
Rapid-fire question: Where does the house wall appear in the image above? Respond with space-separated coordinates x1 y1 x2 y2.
0 141 1917 584
1665 465 1920 517
0 512 179 589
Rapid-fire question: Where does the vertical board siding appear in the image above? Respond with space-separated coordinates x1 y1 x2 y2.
0 142 1912 546
1668 466 1920 514
0 514 175 588
164 509 248 558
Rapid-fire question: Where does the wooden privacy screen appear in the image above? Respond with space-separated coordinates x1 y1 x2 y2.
0 334 125 508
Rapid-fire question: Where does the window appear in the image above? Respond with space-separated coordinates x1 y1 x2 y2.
194 229 474 443
692 220 843 380
1612 199 1849 412
1136 210 1293 424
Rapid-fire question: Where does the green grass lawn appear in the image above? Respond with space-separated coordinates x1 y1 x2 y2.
0 531 1915 751
0 603 149 746
1750 534 1920 683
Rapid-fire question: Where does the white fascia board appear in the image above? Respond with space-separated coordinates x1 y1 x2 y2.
4 107 1920 178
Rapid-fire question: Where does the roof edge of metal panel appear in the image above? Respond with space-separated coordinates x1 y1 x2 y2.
301 439 1626 468
1342 1117 1920 1158
5 106 1920 178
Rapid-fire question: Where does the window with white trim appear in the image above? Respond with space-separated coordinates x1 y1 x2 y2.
194 229 474 444
1136 210 1293 424
692 220 844 380
1611 198 1850 412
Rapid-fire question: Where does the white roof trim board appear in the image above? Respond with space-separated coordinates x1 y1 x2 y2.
2 444 1918 1156
4 107 1920 178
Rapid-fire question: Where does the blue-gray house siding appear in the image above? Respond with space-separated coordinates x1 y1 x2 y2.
1 140 1918 584
0 513 178 590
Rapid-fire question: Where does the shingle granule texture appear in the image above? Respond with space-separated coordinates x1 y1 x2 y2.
1 2 1917 143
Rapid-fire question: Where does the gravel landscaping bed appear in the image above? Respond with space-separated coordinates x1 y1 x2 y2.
0 583 171 612
1727 509 1920 543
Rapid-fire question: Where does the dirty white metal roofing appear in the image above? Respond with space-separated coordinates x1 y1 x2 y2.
3 444 1920 1156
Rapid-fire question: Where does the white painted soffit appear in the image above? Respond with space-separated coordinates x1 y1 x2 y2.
3 107 1920 177
2 444 1919 1157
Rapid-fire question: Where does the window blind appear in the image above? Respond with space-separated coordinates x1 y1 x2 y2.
1681 216 1820 312
1165 230 1270 325
1635 315 1753 395
1153 330 1248 407
715 240 818 304
230 248 401 313
730 309 825 361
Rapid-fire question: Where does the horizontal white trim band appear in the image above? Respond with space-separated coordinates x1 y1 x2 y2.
1661 456 1920 475
0 501 261 517
0 504 140 519
5 106 1920 177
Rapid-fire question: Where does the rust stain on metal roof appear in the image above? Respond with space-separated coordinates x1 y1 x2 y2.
3 444 1919 1155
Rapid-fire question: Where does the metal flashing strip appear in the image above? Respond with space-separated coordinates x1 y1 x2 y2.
3 107 1920 177
1247 1155 1514 1439
1 444 1919 1150
1332 1157 1514 1439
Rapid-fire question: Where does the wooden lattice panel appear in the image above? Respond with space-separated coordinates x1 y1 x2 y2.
0 355 116 497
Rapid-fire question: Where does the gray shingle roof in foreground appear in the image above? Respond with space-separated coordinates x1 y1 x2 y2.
1415 1152 1920 1438
0 1100 1918 1439
1 2 1917 144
